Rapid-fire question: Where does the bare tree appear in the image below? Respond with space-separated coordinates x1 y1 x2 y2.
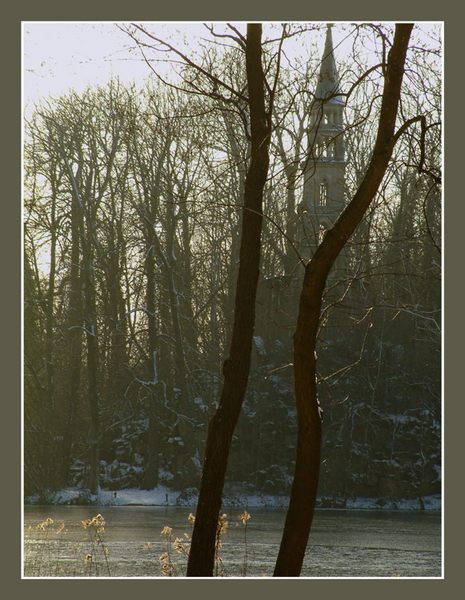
273 24 417 576
187 23 275 576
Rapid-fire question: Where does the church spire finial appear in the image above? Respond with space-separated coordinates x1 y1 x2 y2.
315 23 343 103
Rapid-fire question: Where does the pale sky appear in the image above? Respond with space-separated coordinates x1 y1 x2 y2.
23 22 150 110
23 22 441 113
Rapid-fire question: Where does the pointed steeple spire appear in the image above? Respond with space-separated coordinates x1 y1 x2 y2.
315 24 343 104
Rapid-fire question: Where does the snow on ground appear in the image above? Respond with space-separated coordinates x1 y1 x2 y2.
345 495 441 511
25 486 441 511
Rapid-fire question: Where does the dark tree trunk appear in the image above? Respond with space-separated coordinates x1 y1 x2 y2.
84 258 101 494
41 170 59 487
163 193 190 406
280 163 300 276
275 118 305 276
82 197 101 495
44 170 57 417
273 24 413 577
142 239 160 489
224 117 248 324
104 192 130 415
60 186 83 487
187 24 271 576
178 187 198 355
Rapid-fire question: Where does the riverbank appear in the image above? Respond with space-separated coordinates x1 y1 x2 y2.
25 486 441 511
24 504 442 577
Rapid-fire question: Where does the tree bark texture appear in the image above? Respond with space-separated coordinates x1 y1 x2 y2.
187 23 270 576
273 24 414 577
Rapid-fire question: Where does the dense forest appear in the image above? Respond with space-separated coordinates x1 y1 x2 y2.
24 23 441 511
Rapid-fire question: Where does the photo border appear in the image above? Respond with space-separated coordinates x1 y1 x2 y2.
6 0 459 597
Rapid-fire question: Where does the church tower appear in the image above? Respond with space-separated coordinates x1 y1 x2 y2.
301 24 346 259
255 25 348 349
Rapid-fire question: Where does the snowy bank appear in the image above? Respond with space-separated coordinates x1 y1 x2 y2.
25 487 441 511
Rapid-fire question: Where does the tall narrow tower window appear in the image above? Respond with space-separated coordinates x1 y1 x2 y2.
319 181 328 206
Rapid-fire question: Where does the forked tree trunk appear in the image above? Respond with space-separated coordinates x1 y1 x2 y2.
274 24 414 577
187 24 271 576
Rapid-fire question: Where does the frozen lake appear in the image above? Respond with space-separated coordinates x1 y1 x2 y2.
24 505 441 578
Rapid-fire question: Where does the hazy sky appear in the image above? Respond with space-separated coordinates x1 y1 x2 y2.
22 22 358 109
23 22 441 113
24 23 147 109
